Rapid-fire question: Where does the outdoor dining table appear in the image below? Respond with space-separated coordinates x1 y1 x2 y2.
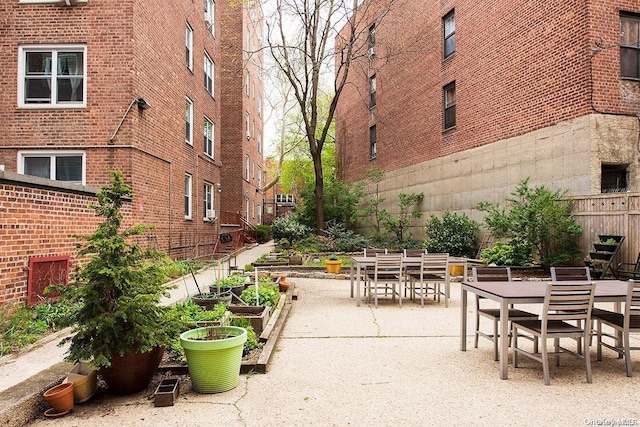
460 279 628 380
350 255 468 307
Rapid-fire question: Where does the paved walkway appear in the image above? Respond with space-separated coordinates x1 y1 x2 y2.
5 242 640 425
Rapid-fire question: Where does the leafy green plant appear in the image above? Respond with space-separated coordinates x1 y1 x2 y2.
229 317 258 351
272 215 311 242
52 170 176 369
244 263 254 272
322 222 370 252
596 238 618 246
380 192 424 247
477 178 583 267
255 225 272 243
240 284 281 307
424 210 480 258
480 242 533 266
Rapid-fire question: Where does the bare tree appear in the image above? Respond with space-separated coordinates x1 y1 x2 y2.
265 0 395 232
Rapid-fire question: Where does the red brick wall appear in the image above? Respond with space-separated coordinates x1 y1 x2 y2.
336 0 640 182
0 0 225 258
0 172 130 306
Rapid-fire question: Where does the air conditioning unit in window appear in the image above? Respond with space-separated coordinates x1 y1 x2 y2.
205 209 217 221
368 47 375 57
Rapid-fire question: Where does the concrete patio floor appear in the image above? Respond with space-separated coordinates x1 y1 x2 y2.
17 270 640 426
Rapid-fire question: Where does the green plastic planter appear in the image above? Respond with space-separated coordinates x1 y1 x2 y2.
180 326 247 393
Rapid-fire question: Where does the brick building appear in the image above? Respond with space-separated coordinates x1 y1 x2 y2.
0 0 263 305
336 0 640 236
219 0 264 227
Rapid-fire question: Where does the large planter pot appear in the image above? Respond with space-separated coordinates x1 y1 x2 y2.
449 265 464 276
180 326 247 393
65 361 97 403
43 382 74 415
325 260 342 274
99 347 164 395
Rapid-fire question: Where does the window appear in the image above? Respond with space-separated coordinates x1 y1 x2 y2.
204 52 214 95
369 125 377 159
601 164 628 193
185 97 193 144
204 117 214 158
184 174 192 219
621 14 640 79
245 112 250 138
18 151 85 184
257 95 262 117
257 166 262 189
368 25 376 55
369 75 376 107
257 203 262 224
203 182 214 219
245 155 250 181
444 82 456 130
245 71 250 96
443 10 455 59
185 24 193 70
257 130 262 153
276 194 294 204
18 45 86 108
204 0 215 36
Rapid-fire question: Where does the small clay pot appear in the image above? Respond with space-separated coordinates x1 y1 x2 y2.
43 382 74 414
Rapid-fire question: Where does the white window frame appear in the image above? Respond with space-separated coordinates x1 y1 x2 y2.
257 165 262 189
184 173 193 219
185 97 193 145
204 52 214 96
245 71 250 96
257 130 262 154
245 111 250 138
204 116 214 158
17 150 86 185
245 154 250 181
18 44 87 109
204 0 215 36
257 203 262 224
203 181 214 220
185 23 193 70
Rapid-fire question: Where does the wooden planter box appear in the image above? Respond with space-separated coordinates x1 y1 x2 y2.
593 244 617 252
589 251 612 261
227 305 270 335
154 378 180 407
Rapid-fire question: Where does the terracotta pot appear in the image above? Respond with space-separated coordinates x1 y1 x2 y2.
99 347 164 395
279 279 290 292
43 382 74 414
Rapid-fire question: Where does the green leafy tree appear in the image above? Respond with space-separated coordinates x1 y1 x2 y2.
361 166 385 237
380 192 424 247
477 178 583 267
424 210 480 258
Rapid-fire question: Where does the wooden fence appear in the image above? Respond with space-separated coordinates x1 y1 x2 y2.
571 193 640 266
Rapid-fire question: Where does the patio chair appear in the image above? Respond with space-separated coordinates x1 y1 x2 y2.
512 281 596 385
362 248 388 297
406 253 449 307
617 253 640 280
403 248 428 257
472 267 539 361
594 279 640 377
550 266 592 352
364 253 403 308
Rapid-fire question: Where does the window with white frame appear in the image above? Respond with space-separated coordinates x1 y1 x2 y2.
203 181 214 219
369 125 377 159
184 174 192 219
18 45 86 108
257 203 262 224
621 14 640 79
257 130 262 154
257 165 262 189
204 117 214 158
18 151 85 184
185 23 193 70
257 95 262 117
276 194 294 204
204 52 214 95
204 0 215 36
245 155 250 181
245 71 250 96
444 81 456 129
185 97 193 144
245 112 250 138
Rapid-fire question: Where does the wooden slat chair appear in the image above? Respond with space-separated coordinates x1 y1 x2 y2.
406 253 449 307
550 266 592 353
512 281 596 385
594 279 640 377
472 267 539 361
362 248 388 297
364 253 403 308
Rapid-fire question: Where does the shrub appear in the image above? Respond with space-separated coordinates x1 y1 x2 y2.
322 223 369 252
480 242 533 266
255 225 272 243
424 210 480 258
477 178 583 267
271 215 310 242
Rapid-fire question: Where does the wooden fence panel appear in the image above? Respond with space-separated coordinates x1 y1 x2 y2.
571 193 640 265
